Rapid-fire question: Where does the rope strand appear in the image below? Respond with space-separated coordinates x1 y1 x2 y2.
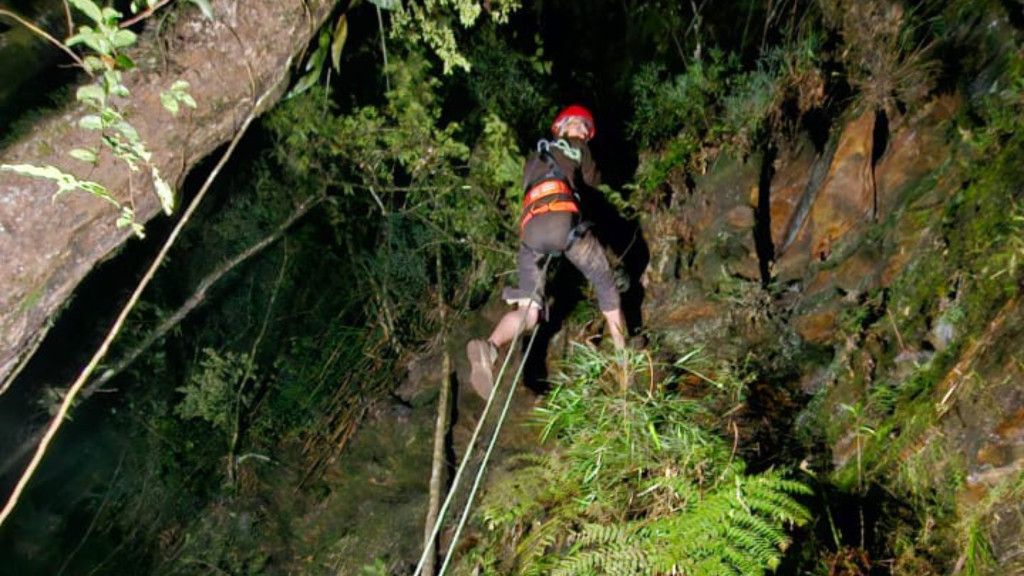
412 255 552 576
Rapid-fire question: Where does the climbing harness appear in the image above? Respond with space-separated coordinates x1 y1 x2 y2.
413 256 554 576
522 139 581 189
520 139 585 232
523 179 572 206
520 200 580 231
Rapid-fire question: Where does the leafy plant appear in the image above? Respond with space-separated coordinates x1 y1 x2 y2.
818 0 937 113
470 345 811 575
0 0 195 237
387 0 522 73
175 348 256 437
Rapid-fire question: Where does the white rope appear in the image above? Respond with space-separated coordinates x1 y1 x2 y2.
436 305 545 576
412 255 552 576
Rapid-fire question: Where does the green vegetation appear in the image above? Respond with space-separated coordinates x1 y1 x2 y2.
462 345 810 575
6 0 1024 574
0 0 198 235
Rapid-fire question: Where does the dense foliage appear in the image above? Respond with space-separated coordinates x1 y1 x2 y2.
4 0 1024 574
464 346 810 576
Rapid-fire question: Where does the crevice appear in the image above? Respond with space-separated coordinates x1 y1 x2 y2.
871 108 890 220
755 142 777 287
1000 0 1024 30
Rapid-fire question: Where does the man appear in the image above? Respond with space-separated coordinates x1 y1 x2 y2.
466 105 626 399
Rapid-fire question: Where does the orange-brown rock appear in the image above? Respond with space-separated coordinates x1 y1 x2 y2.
875 95 958 216
806 110 878 262
792 306 839 345
768 137 816 249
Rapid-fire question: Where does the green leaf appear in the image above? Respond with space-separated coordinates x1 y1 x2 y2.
115 54 136 71
67 29 106 55
331 13 349 73
1 163 67 180
288 70 320 99
69 148 99 164
185 0 214 19
367 0 400 10
100 7 121 24
76 84 105 106
305 29 330 72
117 207 146 238
83 56 105 72
171 80 191 92
80 115 104 130
111 29 136 48
152 170 175 215
161 92 180 115
69 0 104 24
179 93 197 109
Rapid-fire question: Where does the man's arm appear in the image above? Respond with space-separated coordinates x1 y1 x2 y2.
571 138 602 188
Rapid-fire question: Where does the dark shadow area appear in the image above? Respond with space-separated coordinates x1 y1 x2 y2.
0 124 264 490
779 482 917 576
755 142 777 287
579 183 650 338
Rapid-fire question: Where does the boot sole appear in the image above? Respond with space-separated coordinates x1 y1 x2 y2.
467 340 495 400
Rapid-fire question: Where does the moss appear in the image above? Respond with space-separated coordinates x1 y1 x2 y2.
14 286 44 317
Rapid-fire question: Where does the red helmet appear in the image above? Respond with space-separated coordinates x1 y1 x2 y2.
551 105 596 139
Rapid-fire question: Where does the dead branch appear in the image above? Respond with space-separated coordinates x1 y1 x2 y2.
423 241 452 576
86 193 323 397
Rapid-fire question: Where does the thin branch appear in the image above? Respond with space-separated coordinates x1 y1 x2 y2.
227 242 290 483
0 56 294 529
55 450 126 576
423 226 452 576
376 5 390 92
0 9 86 69
62 0 73 38
887 308 907 352
120 0 174 28
84 193 323 397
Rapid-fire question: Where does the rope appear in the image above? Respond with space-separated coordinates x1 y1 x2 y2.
436 300 546 576
412 255 553 576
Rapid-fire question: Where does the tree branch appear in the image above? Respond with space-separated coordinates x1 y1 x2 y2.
0 9 86 69
85 193 323 397
423 235 452 576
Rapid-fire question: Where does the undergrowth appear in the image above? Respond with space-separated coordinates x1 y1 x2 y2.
460 345 811 575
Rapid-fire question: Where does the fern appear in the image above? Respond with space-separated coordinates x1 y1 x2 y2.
467 345 811 575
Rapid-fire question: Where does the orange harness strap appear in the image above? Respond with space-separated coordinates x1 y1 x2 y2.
520 200 579 231
523 179 572 207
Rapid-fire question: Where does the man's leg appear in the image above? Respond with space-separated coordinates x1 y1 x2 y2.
467 302 540 400
565 231 626 350
488 303 541 348
467 245 545 399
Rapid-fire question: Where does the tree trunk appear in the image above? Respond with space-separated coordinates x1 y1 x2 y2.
0 0 342 392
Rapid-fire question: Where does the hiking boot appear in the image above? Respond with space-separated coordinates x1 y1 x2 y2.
466 339 498 400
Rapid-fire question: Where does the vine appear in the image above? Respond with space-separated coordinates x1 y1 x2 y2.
0 0 202 237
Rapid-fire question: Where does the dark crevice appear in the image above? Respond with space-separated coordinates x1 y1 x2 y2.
871 108 890 219
754 142 777 287
1001 0 1024 29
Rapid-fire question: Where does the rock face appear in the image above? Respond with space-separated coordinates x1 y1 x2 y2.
640 88 1024 569
0 0 341 391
